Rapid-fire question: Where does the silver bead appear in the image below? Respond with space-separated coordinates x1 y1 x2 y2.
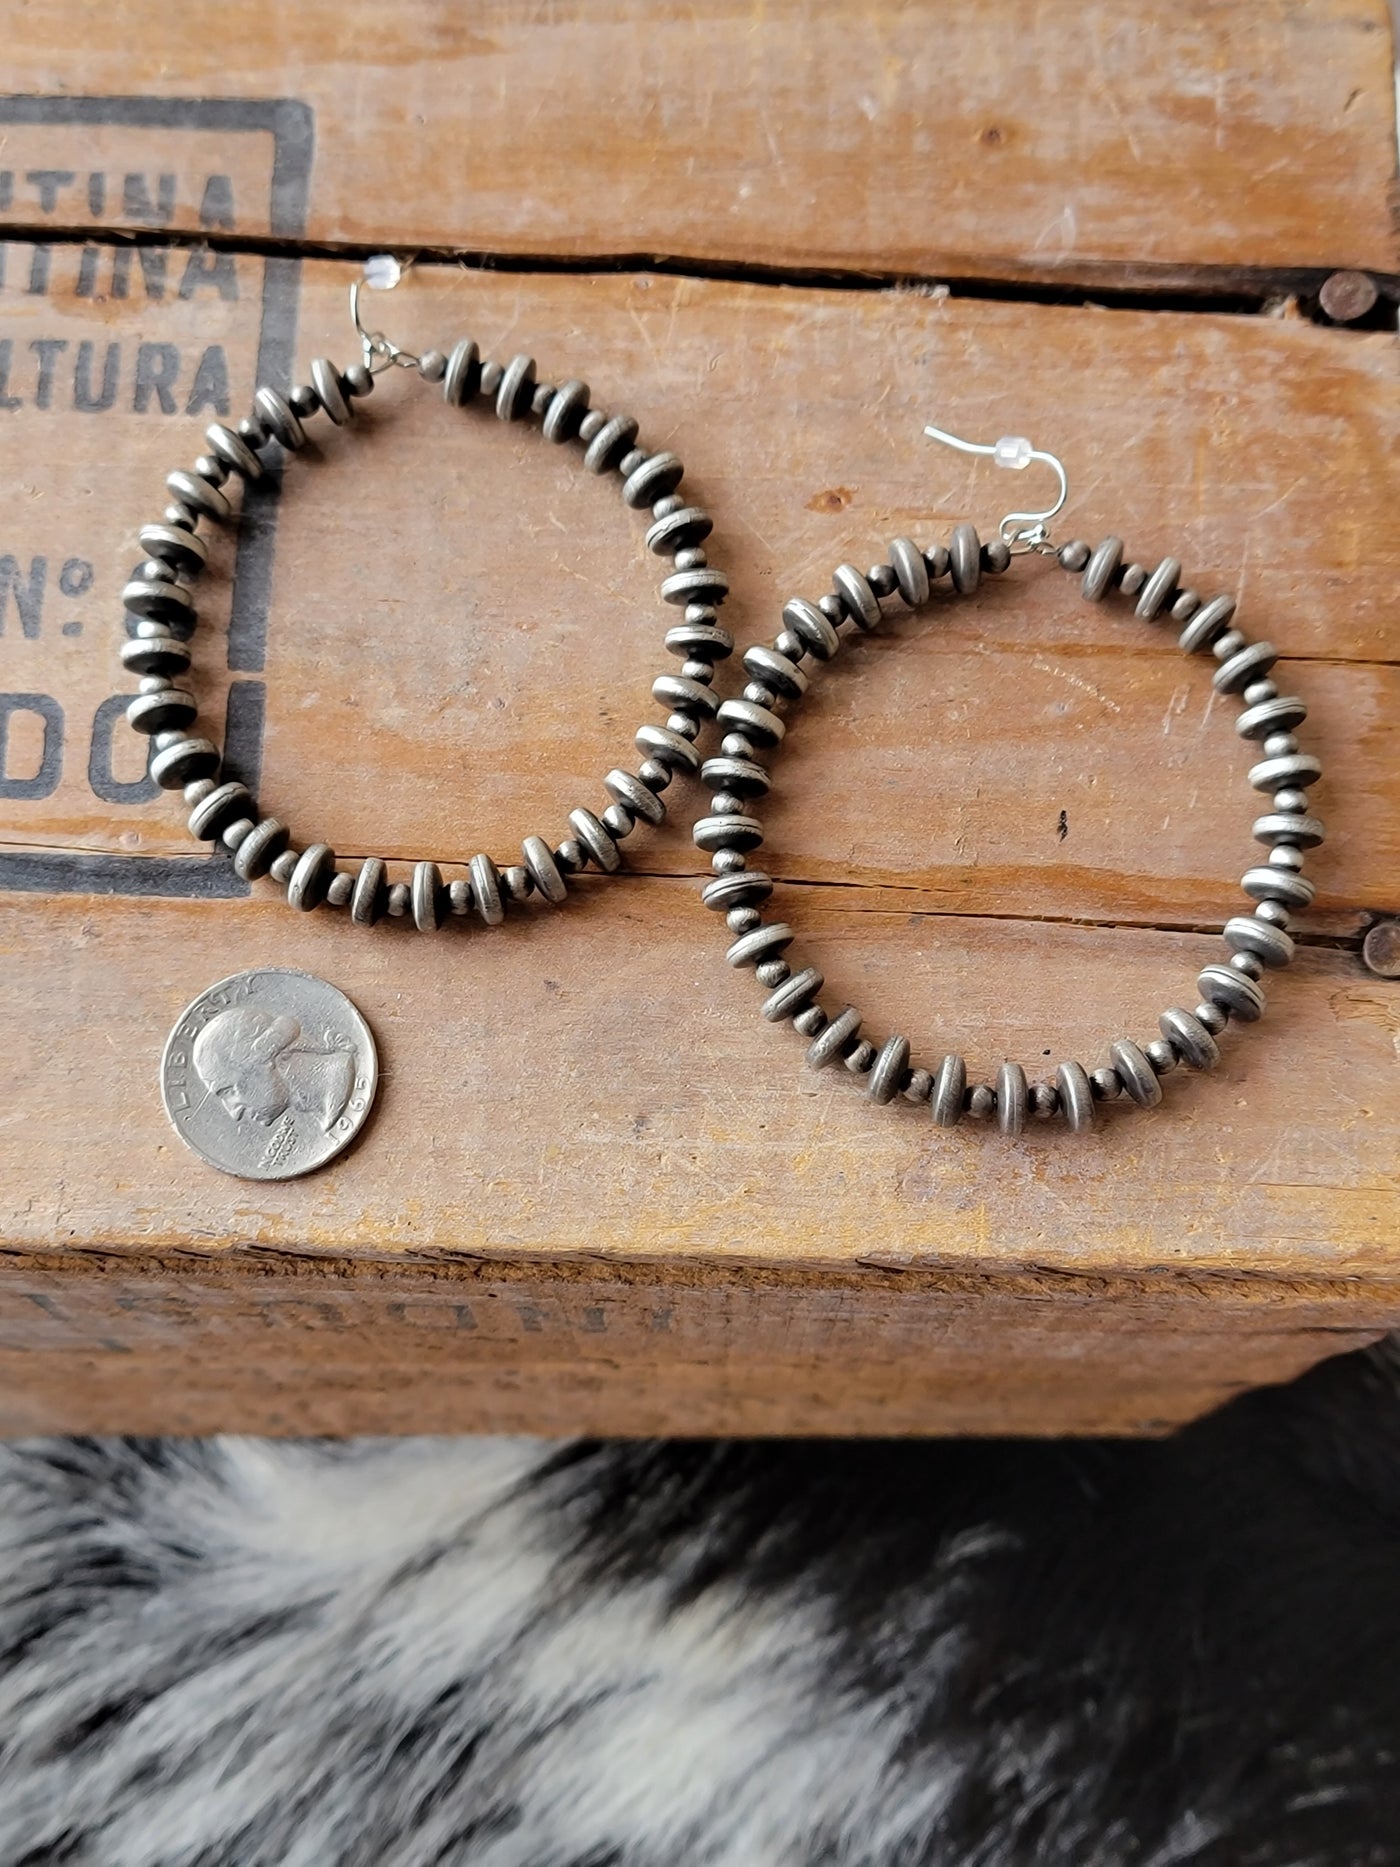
646 506 712 554
1144 1037 1177 1075
665 623 733 661
904 1068 933 1104
582 414 639 474
386 882 411 918
411 860 444 931
310 357 351 425
726 906 762 936
1194 1002 1228 1035
220 819 253 851
1089 1066 1122 1101
1170 590 1200 623
522 835 567 903
254 386 306 449
464 854 502 925
568 808 622 874
755 959 790 988
120 633 191 679
793 1005 828 1039
653 673 720 718
351 857 388 926
1224 914 1295 968
417 350 448 383
867 563 897 597
1254 898 1291 929
726 923 794 968
1272 788 1310 814
761 966 823 1022
443 339 482 406
807 1006 862 1070
781 597 840 661
1031 1082 1059 1118
1236 694 1307 740
232 817 289 879
123 577 195 627
1177 593 1237 654
288 843 335 911
996 1061 1027 1134
1197 962 1266 1022
715 699 784 748
1055 1060 1095 1132
701 871 773 911
149 736 218 789
502 864 533 904
448 878 472 915
701 756 770 798
126 687 197 735
967 1082 996 1120
138 522 208 577
743 646 808 700
868 1034 911 1104
1081 536 1123 602
1158 1006 1220 1071
193 453 229 487
949 522 982 596
326 871 354 909
1248 751 1322 794
495 352 536 421
269 849 299 885
1242 864 1313 909
601 802 635 840
844 1040 877 1075
187 781 253 841
634 724 701 776
1269 845 1305 871
833 563 881 627
1230 951 1265 980
1213 640 1278 694
622 450 684 509
1110 1039 1163 1107
605 769 666 827
889 537 930 607
932 1054 966 1129
1136 556 1181 620
1242 679 1278 706
1119 564 1146 597
693 815 764 853
1252 811 1325 849
165 469 230 523
711 850 746 874
204 422 263 482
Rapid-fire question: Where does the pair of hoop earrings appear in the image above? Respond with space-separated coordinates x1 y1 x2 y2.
120 270 1324 1134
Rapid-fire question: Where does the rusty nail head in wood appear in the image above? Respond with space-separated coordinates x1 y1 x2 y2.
1361 920 1400 978
1318 270 1379 323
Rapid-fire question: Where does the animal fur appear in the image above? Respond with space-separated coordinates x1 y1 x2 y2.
0 1341 1397 1864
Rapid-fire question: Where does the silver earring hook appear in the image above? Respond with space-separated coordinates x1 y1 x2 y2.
349 255 420 374
923 424 1067 554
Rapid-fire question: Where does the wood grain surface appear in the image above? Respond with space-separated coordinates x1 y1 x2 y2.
0 1 1394 288
0 9 1396 1434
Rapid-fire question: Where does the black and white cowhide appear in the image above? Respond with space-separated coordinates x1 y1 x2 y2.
0 1340 1397 1865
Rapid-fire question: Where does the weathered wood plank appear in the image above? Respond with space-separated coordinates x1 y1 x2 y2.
1 887 1396 1278
0 1255 1386 1437
0 1 1394 286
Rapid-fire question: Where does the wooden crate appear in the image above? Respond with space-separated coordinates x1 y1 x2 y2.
0 1 1397 1435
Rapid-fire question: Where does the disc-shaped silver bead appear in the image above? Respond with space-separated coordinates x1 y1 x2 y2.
701 870 774 912
715 699 784 748
761 966 823 1023
1136 557 1181 620
1223 914 1295 968
889 537 930 608
868 1034 910 1104
996 1061 1027 1134
288 843 335 911
1247 751 1321 794
1240 865 1314 910
187 782 253 841
1197 962 1266 1022
930 1054 967 1128
310 358 351 425
495 353 536 421
149 737 218 789
726 923 794 968
204 422 263 481
743 646 808 700
1236 694 1307 740
634 725 701 776
138 522 208 577
411 860 444 931
350 856 387 925
522 835 567 903
1252 812 1325 849
165 469 231 523
1081 536 1122 602
945 522 980 597
1158 1006 1220 1071
1055 1060 1095 1132
1177 593 1237 653
121 634 191 679
1213 641 1277 694
1110 1039 1163 1107
233 817 289 880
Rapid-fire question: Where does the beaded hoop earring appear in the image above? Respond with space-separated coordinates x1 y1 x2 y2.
691 425 1323 1134
120 265 730 930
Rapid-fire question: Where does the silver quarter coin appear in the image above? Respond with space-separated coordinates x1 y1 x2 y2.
160 968 378 1180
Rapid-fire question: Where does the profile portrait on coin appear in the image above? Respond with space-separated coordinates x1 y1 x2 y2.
191 1006 356 1134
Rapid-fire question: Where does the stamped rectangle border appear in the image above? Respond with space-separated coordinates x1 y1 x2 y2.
0 94 314 899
